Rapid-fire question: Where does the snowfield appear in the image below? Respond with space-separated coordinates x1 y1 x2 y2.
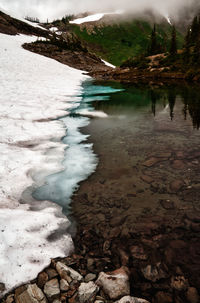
0 33 88 294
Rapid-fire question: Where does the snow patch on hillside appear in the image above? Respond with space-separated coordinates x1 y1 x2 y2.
70 10 123 25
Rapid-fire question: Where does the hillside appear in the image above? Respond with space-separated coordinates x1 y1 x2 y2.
69 14 183 66
0 10 48 37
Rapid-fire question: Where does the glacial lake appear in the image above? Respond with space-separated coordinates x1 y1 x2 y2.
33 80 200 222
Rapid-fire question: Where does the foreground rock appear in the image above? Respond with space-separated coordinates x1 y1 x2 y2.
78 281 99 303
96 267 130 300
16 284 47 303
3 259 147 303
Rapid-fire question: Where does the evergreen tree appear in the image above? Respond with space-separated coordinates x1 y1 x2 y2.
170 26 177 56
150 24 157 55
190 16 199 45
148 24 162 55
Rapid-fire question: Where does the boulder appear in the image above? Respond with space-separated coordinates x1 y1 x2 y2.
56 262 83 283
96 267 130 300
16 284 47 303
44 279 60 300
78 281 99 303
115 296 150 303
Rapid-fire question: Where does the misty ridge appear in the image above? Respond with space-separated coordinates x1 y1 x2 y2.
1 0 200 24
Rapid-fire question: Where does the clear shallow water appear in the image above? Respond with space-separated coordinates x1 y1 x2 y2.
33 80 200 216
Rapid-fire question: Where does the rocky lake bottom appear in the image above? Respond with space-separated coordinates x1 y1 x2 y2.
70 81 200 303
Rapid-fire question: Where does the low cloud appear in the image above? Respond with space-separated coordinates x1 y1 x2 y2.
0 0 199 22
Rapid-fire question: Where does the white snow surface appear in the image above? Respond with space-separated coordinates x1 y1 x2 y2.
0 33 88 294
49 26 59 32
101 59 116 69
70 13 105 24
70 10 123 25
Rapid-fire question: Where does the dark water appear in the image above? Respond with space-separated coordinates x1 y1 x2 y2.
83 81 200 130
72 80 200 231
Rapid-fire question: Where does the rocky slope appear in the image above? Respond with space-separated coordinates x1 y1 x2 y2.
0 10 48 37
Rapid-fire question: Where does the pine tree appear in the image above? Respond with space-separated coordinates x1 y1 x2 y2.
170 26 177 56
190 16 199 45
148 24 161 55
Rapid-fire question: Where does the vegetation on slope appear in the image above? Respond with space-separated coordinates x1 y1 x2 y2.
70 19 183 66
119 14 200 81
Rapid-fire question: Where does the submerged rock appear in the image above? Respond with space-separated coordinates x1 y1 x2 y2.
141 263 167 282
171 276 188 291
186 287 200 303
96 267 130 300
154 291 173 303
130 245 148 261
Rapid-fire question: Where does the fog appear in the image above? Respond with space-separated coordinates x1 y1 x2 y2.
0 0 199 22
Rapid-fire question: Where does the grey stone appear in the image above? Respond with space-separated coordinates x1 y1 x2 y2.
16 284 47 303
44 279 60 300
78 281 99 303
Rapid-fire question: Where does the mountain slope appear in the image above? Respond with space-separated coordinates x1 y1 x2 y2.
69 16 183 66
0 10 47 36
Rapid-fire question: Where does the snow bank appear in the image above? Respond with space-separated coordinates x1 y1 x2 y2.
0 33 88 294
